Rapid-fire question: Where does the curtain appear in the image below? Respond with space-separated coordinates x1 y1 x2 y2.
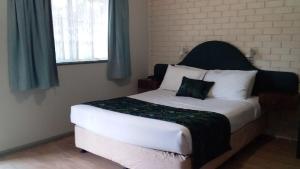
107 0 131 80
7 0 59 91
51 0 108 63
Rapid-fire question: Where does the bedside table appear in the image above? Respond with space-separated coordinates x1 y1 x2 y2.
259 93 300 158
138 78 160 93
296 96 300 159
297 122 300 158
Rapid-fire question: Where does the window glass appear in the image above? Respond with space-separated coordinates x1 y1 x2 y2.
51 0 109 63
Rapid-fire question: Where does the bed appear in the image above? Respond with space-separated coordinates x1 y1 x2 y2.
71 41 299 169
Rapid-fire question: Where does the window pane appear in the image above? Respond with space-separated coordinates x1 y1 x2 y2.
51 0 108 63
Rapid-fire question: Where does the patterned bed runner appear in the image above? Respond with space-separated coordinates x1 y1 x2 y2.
84 97 231 169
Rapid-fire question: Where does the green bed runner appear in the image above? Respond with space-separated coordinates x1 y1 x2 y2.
85 97 231 169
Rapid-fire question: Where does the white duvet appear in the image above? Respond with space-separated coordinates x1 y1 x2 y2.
71 89 261 155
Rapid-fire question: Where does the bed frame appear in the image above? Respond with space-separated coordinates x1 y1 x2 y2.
74 41 299 169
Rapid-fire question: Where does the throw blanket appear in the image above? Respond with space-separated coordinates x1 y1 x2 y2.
85 97 231 169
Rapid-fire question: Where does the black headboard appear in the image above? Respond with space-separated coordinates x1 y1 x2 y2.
153 41 299 95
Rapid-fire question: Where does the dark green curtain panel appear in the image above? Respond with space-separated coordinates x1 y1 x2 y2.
107 0 131 80
7 0 59 91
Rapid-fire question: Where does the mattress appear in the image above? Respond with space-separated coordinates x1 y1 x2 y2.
70 89 261 155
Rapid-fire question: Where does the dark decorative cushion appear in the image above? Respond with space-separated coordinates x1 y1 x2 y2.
176 77 215 100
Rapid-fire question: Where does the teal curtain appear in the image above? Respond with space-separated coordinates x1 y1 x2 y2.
7 0 59 91
107 0 131 80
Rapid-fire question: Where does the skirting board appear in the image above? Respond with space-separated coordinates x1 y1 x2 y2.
264 130 298 141
0 131 74 157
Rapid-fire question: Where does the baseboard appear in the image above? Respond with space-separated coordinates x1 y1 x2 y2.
264 130 298 141
274 135 298 141
0 131 74 157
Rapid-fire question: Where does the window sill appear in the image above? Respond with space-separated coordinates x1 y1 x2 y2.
57 60 108 66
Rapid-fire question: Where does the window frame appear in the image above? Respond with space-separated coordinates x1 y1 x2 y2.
56 60 107 66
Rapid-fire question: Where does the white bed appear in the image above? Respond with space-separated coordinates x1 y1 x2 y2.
71 89 261 156
70 40 298 169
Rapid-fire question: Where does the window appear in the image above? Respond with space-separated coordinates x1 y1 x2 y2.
51 0 108 64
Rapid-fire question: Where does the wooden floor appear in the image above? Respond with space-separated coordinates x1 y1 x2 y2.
0 136 299 169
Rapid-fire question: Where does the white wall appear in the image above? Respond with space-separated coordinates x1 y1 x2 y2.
0 0 148 152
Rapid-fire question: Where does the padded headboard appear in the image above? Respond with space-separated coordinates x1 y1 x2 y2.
153 41 299 95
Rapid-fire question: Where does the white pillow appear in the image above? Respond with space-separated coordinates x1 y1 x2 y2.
160 65 207 91
174 65 207 74
204 70 257 100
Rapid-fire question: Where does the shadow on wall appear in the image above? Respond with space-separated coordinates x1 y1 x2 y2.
10 76 131 105
11 89 47 105
111 78 131 87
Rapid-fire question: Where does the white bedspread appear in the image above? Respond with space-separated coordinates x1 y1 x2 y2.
71 89 261 155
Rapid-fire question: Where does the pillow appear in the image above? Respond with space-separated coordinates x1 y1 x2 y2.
174 65 207 73
204 70 257 100
176 77 215 100
159 65 207 91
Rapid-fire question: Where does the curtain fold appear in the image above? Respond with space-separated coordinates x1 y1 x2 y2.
107 0 131 80
7 0 59 91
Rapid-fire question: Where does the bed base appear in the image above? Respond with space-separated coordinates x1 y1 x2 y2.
75 116 266 169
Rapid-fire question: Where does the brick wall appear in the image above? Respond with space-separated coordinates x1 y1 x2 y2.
148 0 300 91
148 0 300 139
